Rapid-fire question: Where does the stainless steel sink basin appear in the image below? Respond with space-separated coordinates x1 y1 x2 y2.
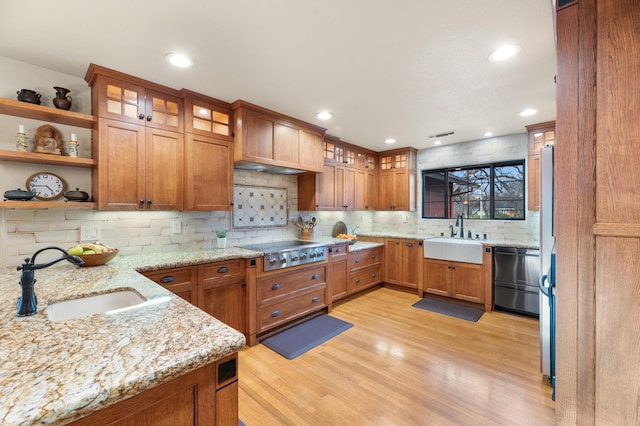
423 237 484 264
47 290 147 322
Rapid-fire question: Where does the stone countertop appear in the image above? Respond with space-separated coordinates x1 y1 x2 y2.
355 232 539 250
0 247 260 425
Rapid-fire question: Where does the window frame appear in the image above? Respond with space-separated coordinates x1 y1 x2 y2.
421 159 526 220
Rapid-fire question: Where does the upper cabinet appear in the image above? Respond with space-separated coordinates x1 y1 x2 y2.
86 64 183 133
298 135 378 211
378 148 417 211
525 121 555 211
86 64 185 211
182 90 233 211
232 100 325 173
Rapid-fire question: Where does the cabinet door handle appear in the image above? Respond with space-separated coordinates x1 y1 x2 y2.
271 310 280 317
371 273 377 278
312 296 319 303
355 258 361 263
139 199 145 205
146 115 152 121
138 113 145 120
272 283 280 290
312 273 319 280
336 248 342 253
160 275 175 283
217 266 228 273
147 199 152 205
355 278 361 284
371 255 377 259
406 243 413 247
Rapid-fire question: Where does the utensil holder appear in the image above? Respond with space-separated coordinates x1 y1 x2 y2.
301 228 313 240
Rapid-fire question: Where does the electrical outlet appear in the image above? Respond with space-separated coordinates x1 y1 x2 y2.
171 220 182 234
402 215 407 223
80 225 101 242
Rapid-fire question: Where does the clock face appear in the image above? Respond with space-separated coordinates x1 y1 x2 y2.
26 172 66 200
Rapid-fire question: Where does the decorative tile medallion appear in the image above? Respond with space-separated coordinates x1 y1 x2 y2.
232 185 288 229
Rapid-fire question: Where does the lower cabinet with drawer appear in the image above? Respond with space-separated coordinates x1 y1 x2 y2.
141 266 198 305
247 260 328 345
348 247 382 295
198 259 246 335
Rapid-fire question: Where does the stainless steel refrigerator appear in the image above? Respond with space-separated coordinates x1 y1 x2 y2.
539 145 556 398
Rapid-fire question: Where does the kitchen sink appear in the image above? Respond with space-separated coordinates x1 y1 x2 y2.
423 237 484 264
47 290 147 322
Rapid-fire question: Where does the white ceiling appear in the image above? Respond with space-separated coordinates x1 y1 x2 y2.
0 0 556 152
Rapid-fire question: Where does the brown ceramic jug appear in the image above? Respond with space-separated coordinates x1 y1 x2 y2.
52 87 72 110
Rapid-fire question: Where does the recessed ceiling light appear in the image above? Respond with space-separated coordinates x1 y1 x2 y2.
488 44 521 62
519 108 538 117
484 132 493 137
434 141 442 146
165 53 193 68
317 111 333 120
384 138 396 144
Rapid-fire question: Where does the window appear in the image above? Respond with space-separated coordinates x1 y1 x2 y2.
421 160 525 220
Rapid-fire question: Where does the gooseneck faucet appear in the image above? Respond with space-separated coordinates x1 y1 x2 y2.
456 214 464 238
16 246 84 317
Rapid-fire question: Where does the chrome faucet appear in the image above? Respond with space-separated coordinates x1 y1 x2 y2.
455 214 464 238
16 246 84 317
448 224 457 238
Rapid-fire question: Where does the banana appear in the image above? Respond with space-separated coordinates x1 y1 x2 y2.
81 243 107 253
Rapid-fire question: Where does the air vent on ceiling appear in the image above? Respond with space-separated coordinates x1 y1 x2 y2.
428 131 456 139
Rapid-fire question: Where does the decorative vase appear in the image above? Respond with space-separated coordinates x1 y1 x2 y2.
217 237 227 249
52 86 72 110
17 89 41 105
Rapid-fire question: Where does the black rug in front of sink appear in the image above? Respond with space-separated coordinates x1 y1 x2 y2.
412 298 483 322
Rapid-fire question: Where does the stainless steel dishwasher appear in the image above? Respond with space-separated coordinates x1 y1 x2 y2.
493 247 540 316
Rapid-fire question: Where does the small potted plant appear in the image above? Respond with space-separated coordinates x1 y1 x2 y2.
216 229 228 249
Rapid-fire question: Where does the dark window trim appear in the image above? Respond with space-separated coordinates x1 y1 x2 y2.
421 159 526 221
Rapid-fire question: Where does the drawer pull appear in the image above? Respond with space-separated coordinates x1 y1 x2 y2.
312 296 319 303
336 248 342 253
372 273 377 278
355 258 361 263
371 255 377 259
271 310 280 317
355 278 361 284
217 266 228 273
160 275 175 284
406 243 413 247
272 283 281 290
312 273 319 280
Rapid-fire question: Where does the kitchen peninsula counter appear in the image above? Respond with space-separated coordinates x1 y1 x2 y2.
0 247 261 425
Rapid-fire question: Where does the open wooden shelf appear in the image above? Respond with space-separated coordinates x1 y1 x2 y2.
0 200 95 209
0 149 96 168
0 97 96 129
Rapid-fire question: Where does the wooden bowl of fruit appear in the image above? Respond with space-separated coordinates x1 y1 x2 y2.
335 233 358 244
68 242 119 267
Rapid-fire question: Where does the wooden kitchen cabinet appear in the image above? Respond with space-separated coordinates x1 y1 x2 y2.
348 246 382 295
423 258 484 304
142 266 198 304
232 100 325 173
198 260 246 335
92 118 184 210
384 238 422 292
87 65 185 211
378 148 417 211
525 121 555 211
328 243 349 303
184 133 233 211
69 356 238 426
182 92 234 211
86 64 184 133
298 162 357 211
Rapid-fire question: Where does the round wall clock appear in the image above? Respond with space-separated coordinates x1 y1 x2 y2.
26 172 66 200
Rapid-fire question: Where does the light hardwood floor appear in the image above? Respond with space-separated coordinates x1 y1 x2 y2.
238 287 555 425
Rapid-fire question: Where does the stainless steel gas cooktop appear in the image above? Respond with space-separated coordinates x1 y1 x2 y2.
237 240 327 271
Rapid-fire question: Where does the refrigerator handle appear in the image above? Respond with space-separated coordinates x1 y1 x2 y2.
540 273 550 296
